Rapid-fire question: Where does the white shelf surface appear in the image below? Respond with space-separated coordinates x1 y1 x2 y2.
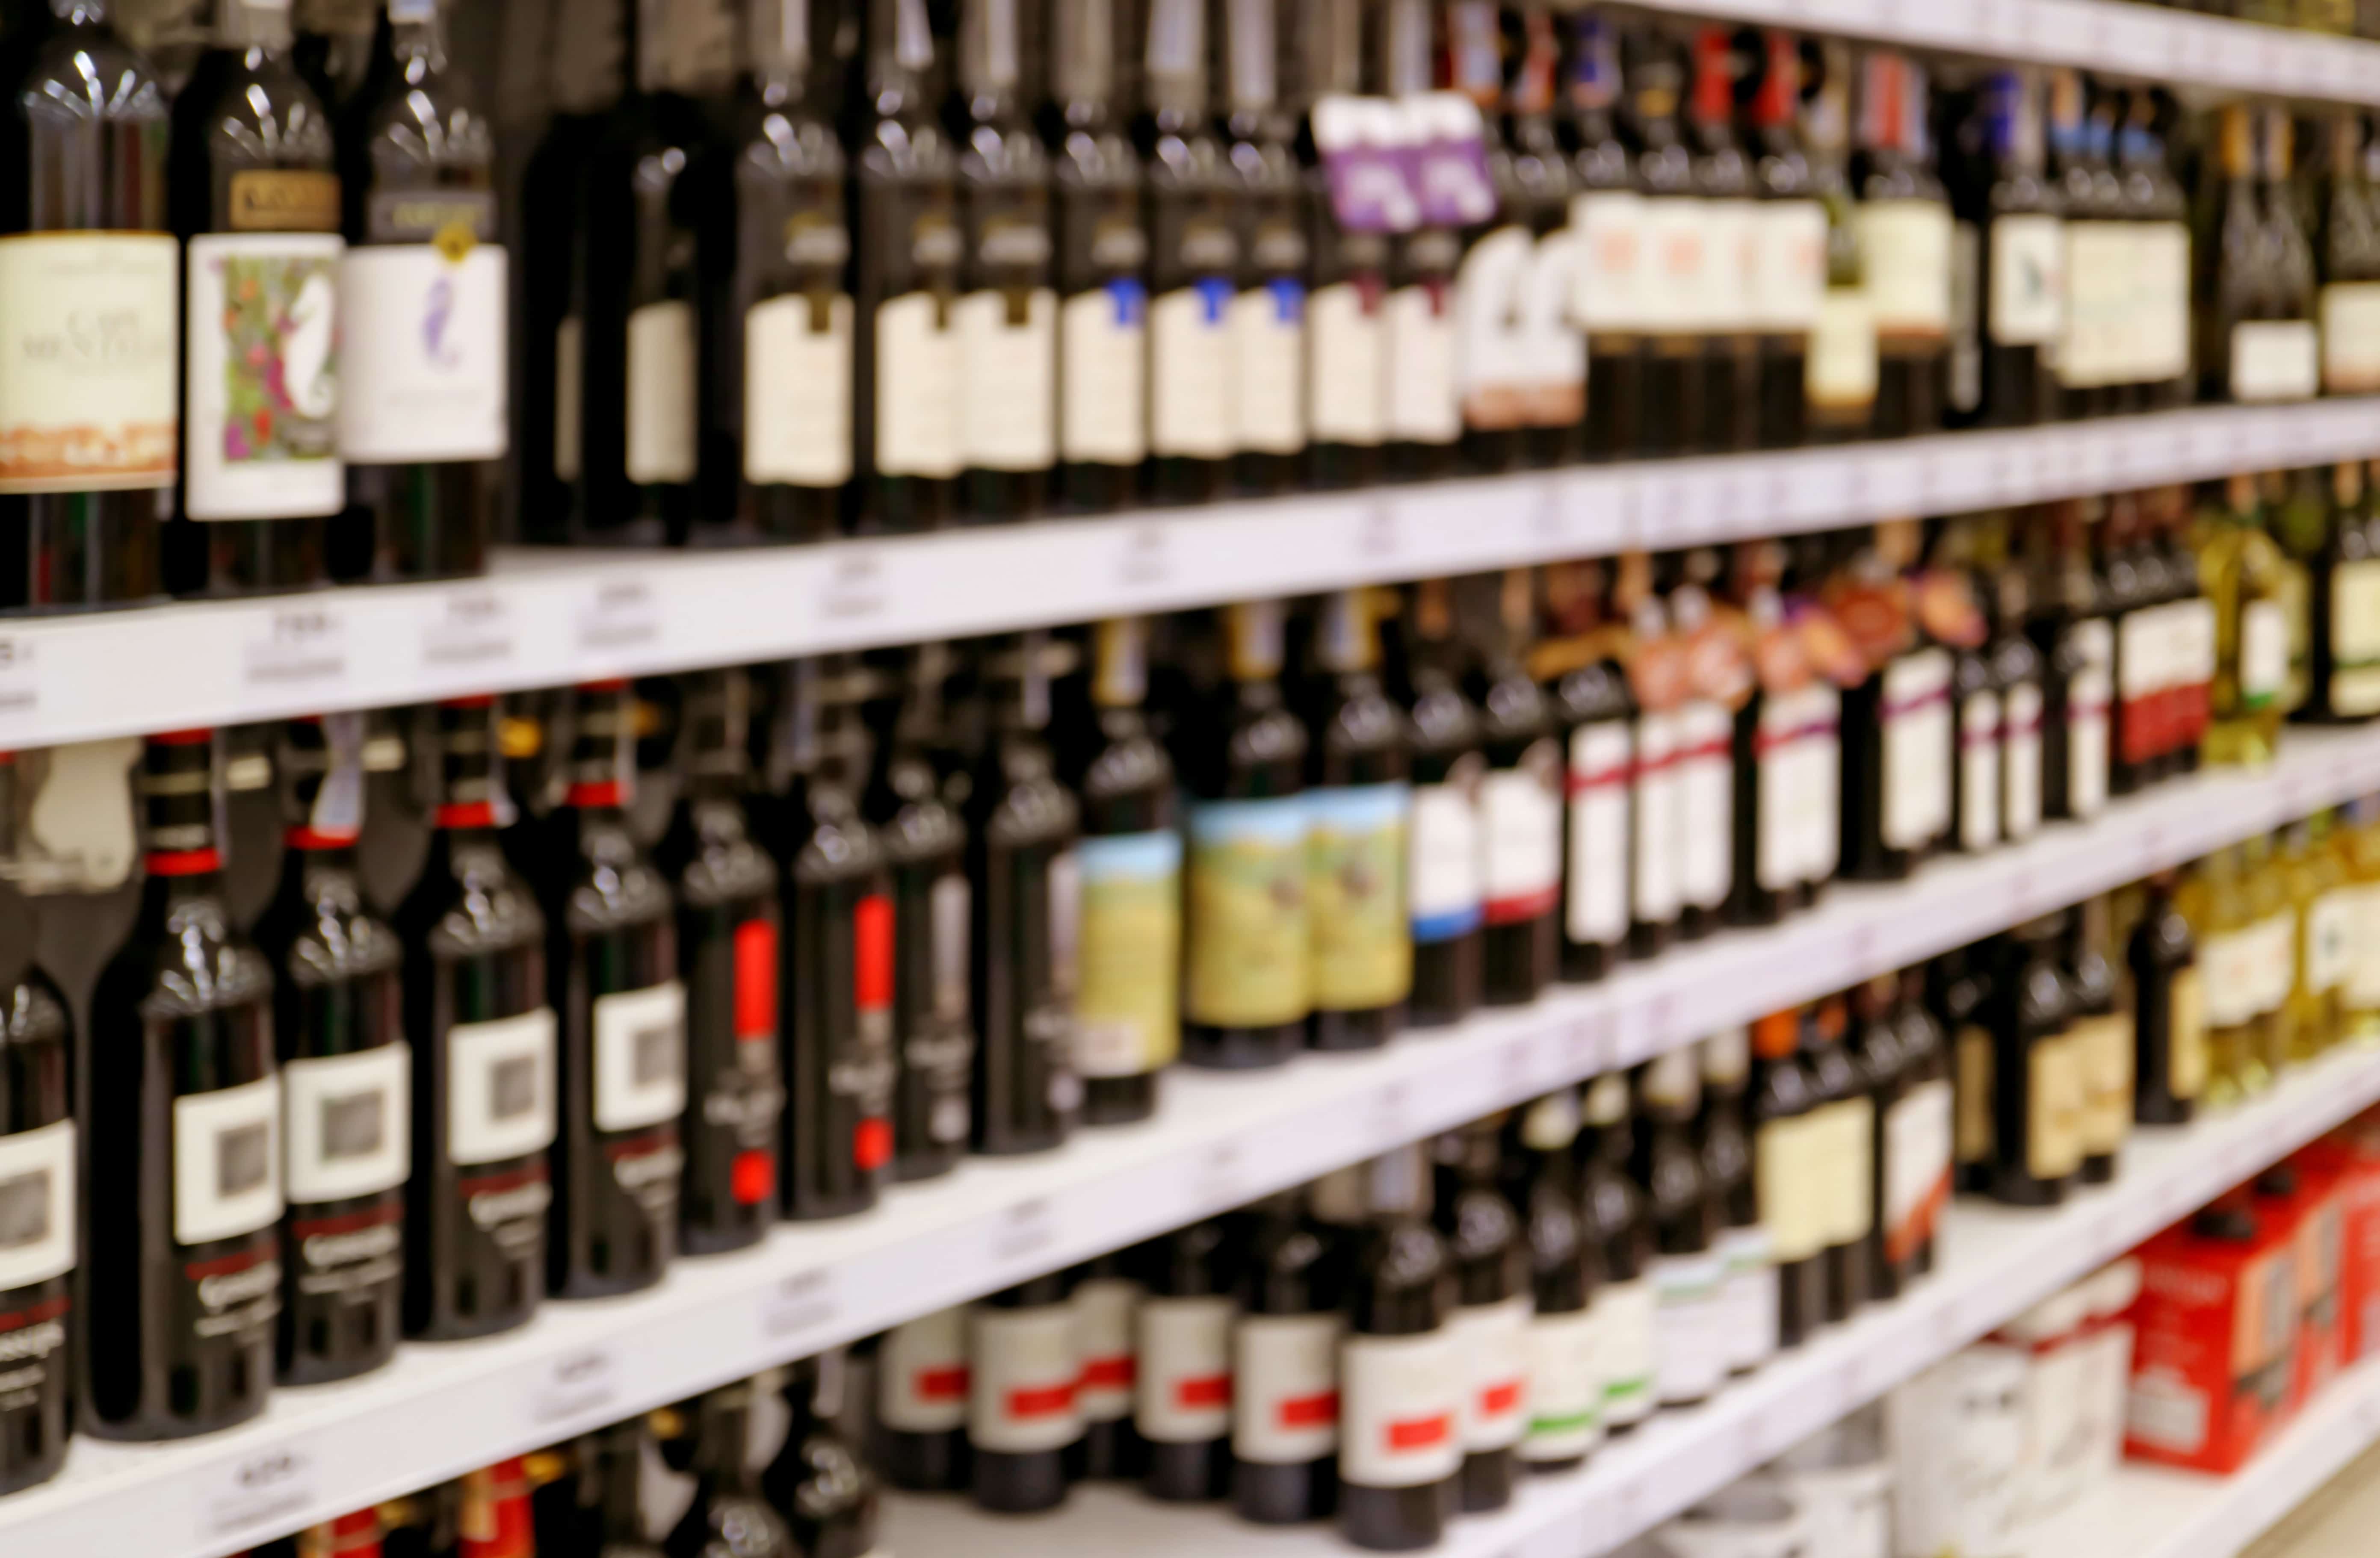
11 725 2380 1558
3 400 2376 749
876 1048 2380 1558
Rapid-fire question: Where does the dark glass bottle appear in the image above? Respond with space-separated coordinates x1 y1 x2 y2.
2300 461 2380 722
1699 1030 1776 1376
1803 40 1874 443
1064 619 1181 1120
1729 540 1807 929
1626 32 1702 459
2035 499 2114 822
876 1306 971 1490
1505 6 1582 468
1937 941 1996 1196
2318 115 2380 399
967 633 1082 1152
1946 529 2004 857
1851 50 1950 439
395 698 551 1341
1843 977 1907 1302
1540 561 1633 984
254 717 405 1384
86 732 279 1439
2129 91 2194 413
2126 877 2198 1133
169 0 343 595
1450 0 1525 478
728 0 851 543
1504 1092 1600 1473
1222 0 1308 496
1337 1147 1460 1552
1181 602 1310 1068
1138 1218 1238 1501
1748 30 1821 451
1563 10 1640 461
651 670 782 1256
1831 522 1951 882
1434 1122 1527 1512
1233 1189 1345 1522
1397 581 1484 1028
863 646 974 1179
1576 1071 1653 1431
1472 571 1562 1005
1686 24 1757 454
0 896 71 1493
2067 896 2126 1184
1635 1049 1725 1409
1803 996 1871 1324
1950 69 2058 429
1750 1007 1822 1350
0 0 172 613
1668 553 1742 940
537 682 680 1298
1044 0 1148 512
666 1382 797 1558
1618 562 1682 958
1990 914 2081 1206
1069 1251 1147 1481
1295 0 1385 488
766 1356 883 1556
337 0 498 581
969 1273 1079 1513
1880 969 1951 1291
2044 70 2111 420
1301 590 1411 1050
1379 0 1461 481
1139 0 1236 503
2201 105 2319 407
589 1421 665 1558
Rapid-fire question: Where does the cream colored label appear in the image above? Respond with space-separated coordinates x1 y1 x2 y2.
2029 1036 2084 1180
875 290 963 476
745 292 853 484
185 232 344 518
1149 284 1232 457
339 244 509 462
1988 213 2062 347
1385 284 1459 443
1233 284 1305 454
2072 1013 2132 1155
2333 561 2380 667
2230 320 2319 404
955 286 1057 472
1757 1114 1827 1262
2170 967 2206 1099
1308 281 1384 445
1807 288 1877 407
0 233 180 493
1956 1024 1993 1168
1855 201 1952 335
1060 285 1146 465
1569 190 1646 330
2321 281 2380 394
625 299 698 484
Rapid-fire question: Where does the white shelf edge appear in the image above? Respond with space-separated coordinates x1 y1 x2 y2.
1 401 2374 750
10 724 2380 1558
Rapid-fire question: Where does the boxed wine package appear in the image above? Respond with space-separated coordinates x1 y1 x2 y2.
2122 1198 2300 1475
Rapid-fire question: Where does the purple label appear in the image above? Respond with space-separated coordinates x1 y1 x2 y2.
1413 137 1497 228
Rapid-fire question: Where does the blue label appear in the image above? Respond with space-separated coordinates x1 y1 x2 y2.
1305 782 1407 831
1268 277 1307 325
1104 276 1149 327
1078 828 1183 882
1194 275 1236 325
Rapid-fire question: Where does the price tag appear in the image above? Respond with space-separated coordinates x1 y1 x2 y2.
1530 479 1570 546
422 587 514 670
819 546 887 623
1354 501 1401 563
245 605 347 690
577 579 660 653
533 1346 621 1425
1118 522 1171 587
1498 1030 1546 1098
1564 1014 1612 1078
2006 864 2038 925
2136 819 2168 877
1196 1139 1252 1211
1841 920 1880 981
1612 478 1646 550
1369 1081 1413 1148
760 1269 840 1340
990 1197 1059 1263
203 1444 318 1539
0 634 43 722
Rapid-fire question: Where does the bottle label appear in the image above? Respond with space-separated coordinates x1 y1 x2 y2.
1060 282 1148 465
1704 201 1756 334
1797 685 1842 885
0 1119 74 1291
2170 967 2207 1099
875 290 964 477
745 291 855 484
1958 688 2002 853
1597 1275 1656 1428
552 316 582 481
1235 1311 1341 1462
2311 889 2359 993
1074 829 1184 1078
1481 747 1562 924
1519 1305 1602 1460
1450 1293 1531 1450
1150 281 1234 457
1676 701 1733 912
174 1074 285 1246
1652 1251 1728 1405
702 918 783 1207
1455 225 1534 430
1338 1329 1463 1487
1756 1113 1827 1263
1569 190 1645 331
1853 201 1952 336
2320 281 2380 394
1806 287 1878 411
1073 1276 1141 1423
1880 649 1953 850
1947 219 1980 413
623 298 698 484
2238 599 2288 708
1987 213 2062 347
1776 1461 1892 1558
446 1007 560 1166
1136 1294 1235 1443
1385 282 1459 444
1638 196 1711 334
881 1307 971 1432
1827 1096 1875 1244
1954 1024 1993 1170
1308 280 1385 445
2060 220 2125 388
0 233 179 494
2028 1034 2084 1181
2256 912 2298 1015
184 233 344 519
2201 929 2262 1029
1410 778 1484 943
1755 696 1800 892
1716 1224 1778 1372
339 243 508 462
282 1043 412 1205
1883 1078 1951 1265
2072 1012 2132 1156
590 981 687 1134
970 1304 1082 1452
1186 796 1310 1028
1632 711 1681 923
2138 222 2194 382
1518 229 1586 426
1565 722 1631 944
2229 320 2319 404
1750 201 1827 333
1232 281 1307 454
1308 783 1411 1011
956 286 1058 472
2067 620 2113 818
2330 563 2380 716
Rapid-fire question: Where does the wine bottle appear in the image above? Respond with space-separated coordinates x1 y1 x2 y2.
87 731 281 1439
1946 528 2003 857
665 1382 798 1557
2130 872 2204 1126
764 1355 883 1555
2155 489 2218 777
1884 969 1953 1292
1750 1007 1823 1350
1336 1147 1460 1552
729 0 852 543
586 1423 664 1558
0 889 71 1493
1988 913 2081 1207
1626 32 1703 458
290 1509 384 1558
1638 1047 1727 1407
1618 557 1683 957
2203 105 2319 407
1045 0 1148 513
855 0 964 532
1850 50 1950 439
538 682 682 1297
1730 539 1810 928
1069 1251 1147 1480
2295 461 2380 722
337 0 500 581
1140 0 1236 504
0 0 174 612
2201 472 2294 767
1233 1188 1345 1522
1803 40 1876 442
970 1275 1079 1512
1669 553 1743 940
1504 1093 1600 1473
1434 1122 1527 1512
1783 532 1849 912
2318 115 2380 398
1182 602 1311 1068
2046 69 2114 419
1297 0 1386 487
170 0 343 594
1301 590 1410 1050
1951 69 2059 429
2128 91 2194 412
254 715 406 1384
2067 896 2128 1183
1832 522 1953 880
1505 6 1582 468
1137 1218 1238 1501
1398 581 1485 1027
877 1306 972 1490
1806 996 1874 1323
1380 0 1461 479
1576 1072 1653 1430
1564 10 1642 460
1687 25 1757 454
953 0 1056 522
967 633 1083 1152
1222 0 1307 496
2036 500 2115 821
1842 976 1906 1302
1450 0 1527 477
1698 1030 1777 1375
1748 31 1823 451
1064 619 1181 1121
1468 572 1562 1004
651 670 783 1256
1538 561 1632 984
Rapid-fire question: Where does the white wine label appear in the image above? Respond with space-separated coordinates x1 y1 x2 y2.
879 1307 971 1432
1637 196 1711 333
969 1303 1081 1453
1807 287 1878 408
1519 1305 1602 1461
340 244 508 462
184 231 344 519
1958 689 2002 853
0 1119 74 1291
1450 1294 1531 1451
2201 929 2263 1030
1827 1095 1876 1243
2028 1035 2085 1180
1676 701 1733 912
552 316 582 481
2002 683 2042 840
1060 282 1147 466
1517 229 1586 421
2074 1013 2132 1155
2067 619 2113 818
1481 752 1561 923
1756 696 1799 893
2137 223 2194 382
1307 281 1385 446
2313 890 2361 993
1235 1312 1341 1463
1702 201 1758 333
875 290 963 477
1632 712 1682 924
1150 283 1233 458
1855 201 1952 335
1231 282 1306 454
446 1007 559 1167
1777 1461 1892 1558
2239 599 2288 707
1758 1113 1828 1262
1385 284 1459 444
591 981 687 1133
1072 1276 1141 1422
1751 201 1827 332
1881 649 1953 850
1409 781 1483 943
1338 1328 1463 1487
1569 190 1646 331
1565 722 1631 944
1883 1079 1951 1264
0 232 178 493
1797 686 1842 885
2332 562 2380 671
624 298 698 484
745 291 854 485
174 1075 284 1247
1597 1276 1656 1428
1136 1294 1235 1443
2229 320 2319 404
281 1043 411 1204
1652 1250 1729 1405
1455 225 1533 428
1987 214 2062 347
2060 220 2126 388
1716 1224 1778 1372
2321 281 2380 394
955 286 1057 472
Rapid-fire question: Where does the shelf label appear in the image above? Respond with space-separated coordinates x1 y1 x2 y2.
1194 1139 1251 1212
1529 479 1570 544
1564 1013 1614 1079
1118 522 1171 588
1498 1031 1545 1097
1368 1081 1413 1148
818 547 887 623
421 587 514 670
989 1197 1059 1264
577 579 659 654
0 634 43 723
532 1346 621 1425
245 605 347 690
1354 501 1400 564
202 1444 318 1539
760 1269 840 1341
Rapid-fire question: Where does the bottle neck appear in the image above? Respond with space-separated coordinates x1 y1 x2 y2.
1051 0 1115 127
751 0 813 104
388 0 448 73
1145 0 1208 125
958 0 1023 121
219 0 293 50
868 0 936 117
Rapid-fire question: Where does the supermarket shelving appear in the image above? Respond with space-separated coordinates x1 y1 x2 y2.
5 399 2375 750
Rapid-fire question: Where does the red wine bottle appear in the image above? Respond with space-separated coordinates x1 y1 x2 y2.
396 698 553 1340
1069 1251 1148 1480
1300 590 1411 1051
254 716 406 1384
1140 0 1236 505
538 682 682 1297
652 670 782 1255
1851 51 1951 439
87 731 281 1439
1434 1122 1527 1512
1139 1218 1239 1501
1472 572 1561 1005
878 1306 973 1490
1505 1093 1600 1472
1297 0 1386 489
970 1274 1080 1512
1619 558 1684 958
336 0 500 581
0 891 71 1493
1749 1008 1822 1349
1233 1187 1345 1523
1337 1146 1460 1551
1221 0 1308 497
765 1355 884 1554
1564 11 1640 462
1539 562 1632 984
1576 1073 1653 1430
1748 31 1821 450
169 0 344 594
0 0 173 611
1398 581 1485 1028
1636 1049 1726 1407
1698 1030 1776 1375
665 1381 798 1558
1380 0 1460 480
1686 26 1758 454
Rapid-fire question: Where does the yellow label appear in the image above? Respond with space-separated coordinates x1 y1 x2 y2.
0 233 179 493
1307 785 1410 1012
2029 1035 2085 1181
2171 967 2208 1100
1955 1025 1993 1168
2073 1013 2134 1154
228 169 343 233
1757 1114 1827 1263
1072 831 1182 1077
1185 797 1310 1028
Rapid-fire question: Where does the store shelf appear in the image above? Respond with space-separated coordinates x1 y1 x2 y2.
875 1048 2380 1558
10 726 2380 1558
2019 1354 2380 1558
4 399 2376 750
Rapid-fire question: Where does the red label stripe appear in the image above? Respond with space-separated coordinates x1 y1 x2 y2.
1481 1380 1523 1415
916 1365 970 1401
286 825 361 850
435 801 497 829
1007 1381 1076 1418
1566 766 1629 794
733 918 778 1039
1385 1412 1452 1450
147 847 222 876
1174 1374 1232 1409
1277 1390 1339 1428
730 1149 775 1207
567 779 626 809
852 1117 891 1171
1079 1356 1135 1390
854 894 893 1011
1485 886 1559 925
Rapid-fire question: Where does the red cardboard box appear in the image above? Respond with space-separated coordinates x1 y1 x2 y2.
2256 1157 2345 1413
2124 1197 2300 1475
2306 1123 2380 1366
